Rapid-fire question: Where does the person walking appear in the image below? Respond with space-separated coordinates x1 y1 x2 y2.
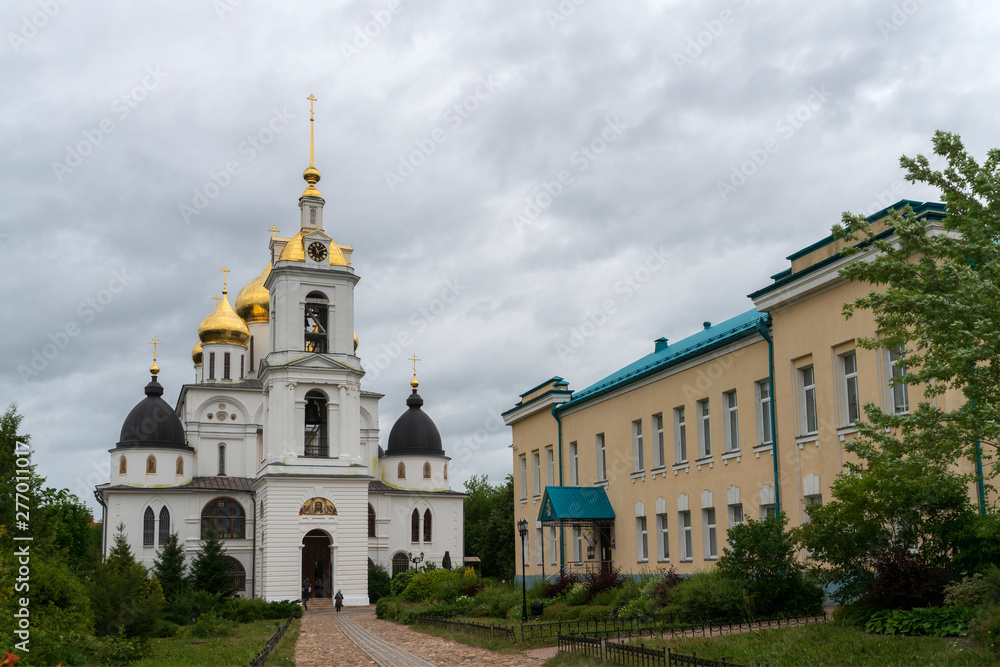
302 578 310 611
334 589 343 613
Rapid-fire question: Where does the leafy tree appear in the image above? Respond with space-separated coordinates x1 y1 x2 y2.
189 525 233 597
368 561 392 603
0 404 41 544
90 523 163 637
464 473 516 580
153 531 188 600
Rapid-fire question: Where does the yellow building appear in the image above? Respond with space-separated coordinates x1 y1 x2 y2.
505 200 977 580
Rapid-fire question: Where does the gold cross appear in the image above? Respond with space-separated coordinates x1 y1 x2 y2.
268 226 280 235
409 353 421 378
220 266 231 291
307 94 317 121
212 294 221 306
148 337 161 361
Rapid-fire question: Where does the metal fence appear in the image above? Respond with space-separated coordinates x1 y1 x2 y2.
246 615 294 667
416 616 516 642
558 635 764 667
521 614 826 643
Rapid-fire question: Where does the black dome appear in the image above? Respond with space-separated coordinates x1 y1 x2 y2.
116 375 187 449
385 389 444 457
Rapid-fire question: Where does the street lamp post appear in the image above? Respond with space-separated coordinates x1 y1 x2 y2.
517 518 528 623
409 551 424 570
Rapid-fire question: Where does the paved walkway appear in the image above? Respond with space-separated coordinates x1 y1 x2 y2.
294 606 538 666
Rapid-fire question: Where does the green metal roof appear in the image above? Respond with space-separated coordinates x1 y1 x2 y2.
537 486 616 523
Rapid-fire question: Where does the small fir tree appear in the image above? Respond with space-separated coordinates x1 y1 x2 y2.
153 531 188 600
89 522 163 637
189 525 233 597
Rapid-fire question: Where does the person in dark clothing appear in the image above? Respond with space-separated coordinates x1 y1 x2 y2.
302 579 310 611
335 589 343 613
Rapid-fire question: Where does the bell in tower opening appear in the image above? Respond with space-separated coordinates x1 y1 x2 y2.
304 391 328 457
304 292 329 353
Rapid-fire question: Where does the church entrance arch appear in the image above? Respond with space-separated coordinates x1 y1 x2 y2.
302 529 332 598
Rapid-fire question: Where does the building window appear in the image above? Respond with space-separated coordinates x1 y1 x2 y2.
536 527 544 565
569 442 578 486
423 462 431 479
411 509 420 542
209 352 216 380
146 455 156 474
423 509 432 542
143 507 154 546
596 433 607 481
224 352 231 380
674 407 687 463
798 366 818 434
804 494 823 521
444 463 448 480
398 462 406 480
519 456 527 499
200 497 245 539
724 391 739 452
226 556 246 592
573 526 582 562
652 413 664 468
679 511 692 561
545 447 554 486
760 504 776 520
888 346 909 413
249 336 254 373
392 552 409 575
840 352 860 425
756 380 772 445
159 506 170 545
636 516 648 562
368 504 376 538
240 354 244 379
304 391 329 457
176 456 183 475
304 292 329 353
704 508 717 559
697 399 711 458
728 503 744 528
656 513 669 561
632 419 644 472
119 455 126 475
549 527 558 565
218 444 226 476
532 451 541 496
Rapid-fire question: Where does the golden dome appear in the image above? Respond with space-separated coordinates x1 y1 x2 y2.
197 291 250 347
192 340 203 366
235 262 271 323
354 331 359 353
278 229 349 265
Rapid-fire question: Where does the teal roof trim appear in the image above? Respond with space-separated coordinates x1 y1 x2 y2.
519 376 568 399
556 309 768 412
537 486 616 522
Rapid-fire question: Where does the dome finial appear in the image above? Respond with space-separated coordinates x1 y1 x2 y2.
302 94 322 198
148 336 161 377
409 353 421 390
220 266 231 295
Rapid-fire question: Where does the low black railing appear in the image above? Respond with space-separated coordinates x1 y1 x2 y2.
416 616 516 642
557 635 761 667
246 615 294 667
522 613 826 643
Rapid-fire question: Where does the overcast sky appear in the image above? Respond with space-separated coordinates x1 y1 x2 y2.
3 0 998 513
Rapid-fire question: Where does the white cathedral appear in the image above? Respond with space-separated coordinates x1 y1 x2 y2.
95 104 466 606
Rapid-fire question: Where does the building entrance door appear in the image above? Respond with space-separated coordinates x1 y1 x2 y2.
302 529 332 598
598 524 613 574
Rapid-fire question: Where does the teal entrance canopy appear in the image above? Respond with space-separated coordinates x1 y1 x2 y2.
537 486 615 527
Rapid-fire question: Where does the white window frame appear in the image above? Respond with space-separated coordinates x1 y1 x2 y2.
760 504 776 520
569 441 578 486
573 526 582 562
724 390 739 452
798 366 818 434
804 494 823 521
549 527 558 565
703 507 717 559
656 513 669 562
652 413 665 469
839 352 860 425
636 516 648 562
545 447 554 487
755 380 773 445
679 511 692 561
674 407 688 464
697 399 711 458
728 503 744 528
532 451 541 497
887 346 909 414
596 433 607 481
519 455 527 500
632 419 644 472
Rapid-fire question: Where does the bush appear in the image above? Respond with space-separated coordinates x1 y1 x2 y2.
215 597 303 622
474 585 523 618
579 605 611 621
834 603 881 629
163 588 221 625
190 610 236 638
369 562 392 604
609 578 641 614
391 569 419 597
970 606 1000 655
90 629 151 666
864 606 974 637
375 596 399 620
151 620 181 638
585 566 628 602
945 565 1000 608
590 589 615 606
402 568 469 603
670 571 748 623
617 596 654 619
650 568 684 608
542 572 582 599
862 551 950 610
564 582 590 606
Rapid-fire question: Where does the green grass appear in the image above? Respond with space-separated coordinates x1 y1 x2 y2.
546 623 1000 666
265 618 300 667
137 618 296 667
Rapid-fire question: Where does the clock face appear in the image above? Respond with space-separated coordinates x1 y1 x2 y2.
307 242 328 262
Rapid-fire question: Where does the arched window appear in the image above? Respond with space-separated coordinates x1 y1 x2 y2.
249 336 255 373
304 390 329 457
176 456 184 475
423 509 432 542
143 507 155 546
224 352 231 380
411 509 420 543
423 462 431 479
159 506 170 545
240 354 244 379
304 292 329 353
392 552 410 576
398 462 406 479
444 463 448 480
218 444 226 476
201 497 246 539
368 504 376 538
209 352 216 379
119 455 127 475
146 455 156 474
226 556 246 591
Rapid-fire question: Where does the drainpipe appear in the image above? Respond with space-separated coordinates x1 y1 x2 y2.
251 488 257 597
755 318 781 516
552 406 565 576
